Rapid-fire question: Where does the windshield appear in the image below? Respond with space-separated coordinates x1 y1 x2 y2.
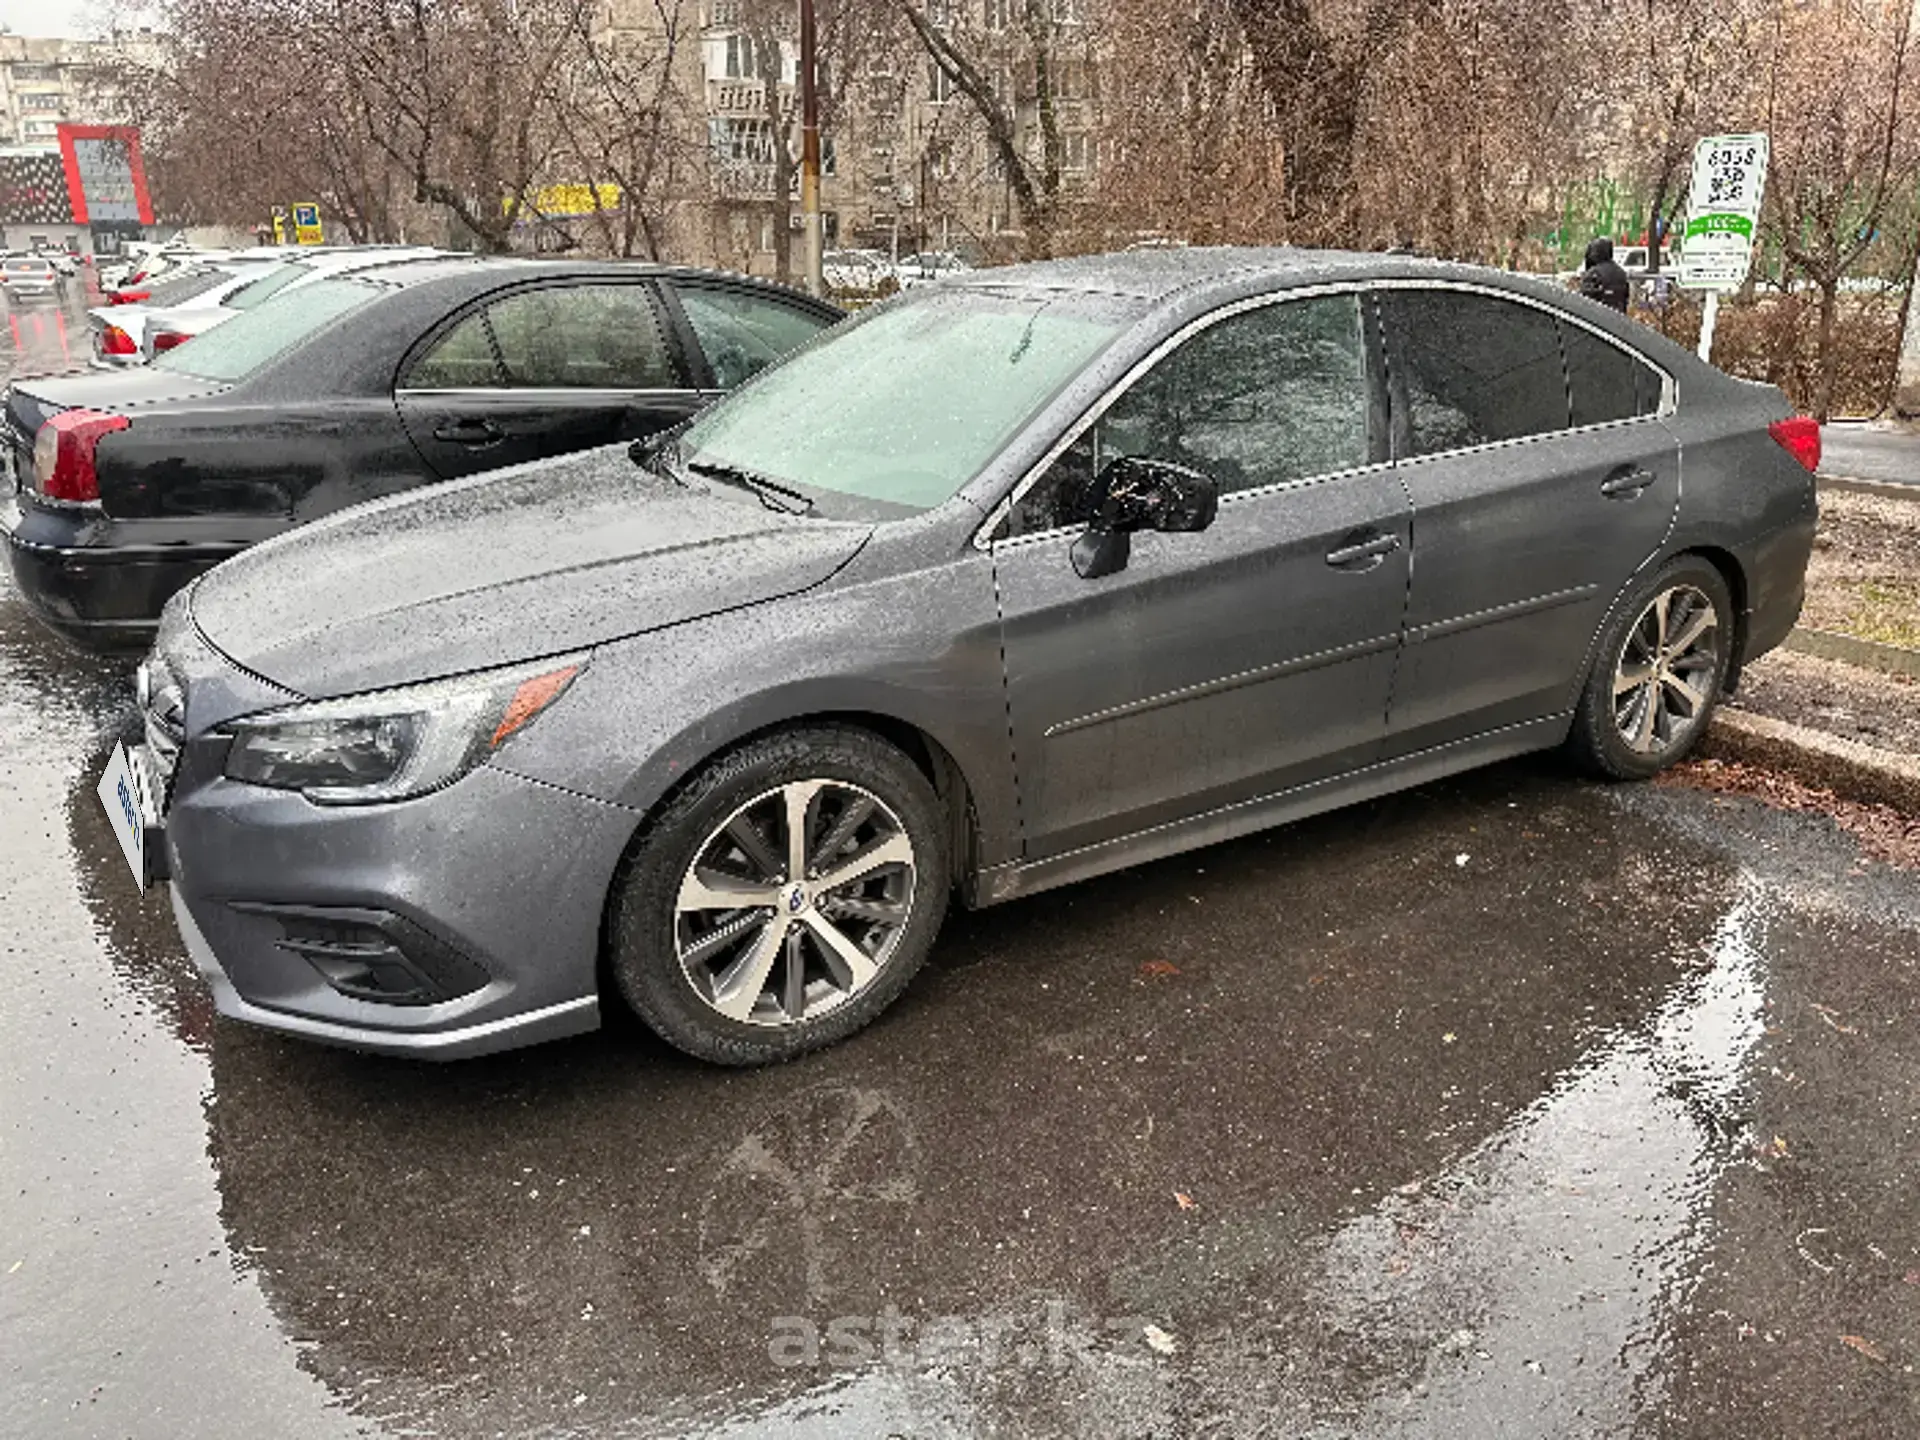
152 278 378 382
225 262 311 310
678 288 1137 513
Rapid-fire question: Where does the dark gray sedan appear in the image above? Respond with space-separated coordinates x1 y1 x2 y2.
105 249 1818 1065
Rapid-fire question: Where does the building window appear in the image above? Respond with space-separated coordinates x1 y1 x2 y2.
721 32 757 79
928 63 956 103
1051 0 1082 24
1064 132 1092 173
19 92 63 112
710 117 776 164
983 0 1012 28
709 1 742 26
1053 60 1090 100
10 64 60 85
22 120 58 137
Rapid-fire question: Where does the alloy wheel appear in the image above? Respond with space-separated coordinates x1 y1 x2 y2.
1612 583 1720 755
675 779 918 1027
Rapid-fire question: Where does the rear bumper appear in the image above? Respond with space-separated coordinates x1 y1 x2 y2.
1737 510 1817 671
1 505 238 650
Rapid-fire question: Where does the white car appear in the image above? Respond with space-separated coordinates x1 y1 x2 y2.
0 254 64 300
894 251 972 289
822 248 893 295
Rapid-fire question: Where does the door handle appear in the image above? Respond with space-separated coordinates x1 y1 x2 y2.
1599 465 1657 497
1325 533 1402 569
432 418 505 446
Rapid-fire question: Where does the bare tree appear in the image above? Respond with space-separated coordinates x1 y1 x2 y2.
1759 0 1920 418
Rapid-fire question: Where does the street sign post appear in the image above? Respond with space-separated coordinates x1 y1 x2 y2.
291 202 323 245
1677 132 1768 364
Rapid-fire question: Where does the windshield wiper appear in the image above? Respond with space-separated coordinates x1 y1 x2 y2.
687 460 815 516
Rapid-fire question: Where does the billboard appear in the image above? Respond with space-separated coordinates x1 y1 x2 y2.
55 124 155 227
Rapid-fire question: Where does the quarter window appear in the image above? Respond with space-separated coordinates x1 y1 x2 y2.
1012 293 1373 536
1559 321 1662 426
1386 290 1570 456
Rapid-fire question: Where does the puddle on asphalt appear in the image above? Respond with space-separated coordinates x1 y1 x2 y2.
14 573 1917 1436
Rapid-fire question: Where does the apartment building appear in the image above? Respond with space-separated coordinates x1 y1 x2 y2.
605 1 1100 274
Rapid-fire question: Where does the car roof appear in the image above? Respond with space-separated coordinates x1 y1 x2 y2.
951 246 1567 303
334 254 841 308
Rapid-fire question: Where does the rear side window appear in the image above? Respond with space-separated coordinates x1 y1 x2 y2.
151 279 377 382
405 283 680 390
1386 290 1570 456
675 286 833 388
1558 321 1663 426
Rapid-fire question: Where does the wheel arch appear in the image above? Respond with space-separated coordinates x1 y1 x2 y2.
593 708 989 1015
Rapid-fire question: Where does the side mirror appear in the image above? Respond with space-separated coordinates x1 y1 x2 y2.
1070 456 1219 579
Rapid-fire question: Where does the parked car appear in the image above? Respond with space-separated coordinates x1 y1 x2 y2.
0 254 66 300
2 257 841 648
822 248 894 295
89 259 288 366
894 251 972 288
102 249 1818 1065
96 246 444 364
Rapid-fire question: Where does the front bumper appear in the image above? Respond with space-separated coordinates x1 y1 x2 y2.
164 760 640 1060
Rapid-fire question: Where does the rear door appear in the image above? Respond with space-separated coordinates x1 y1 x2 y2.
396 279 702 480
1379 285 1678 756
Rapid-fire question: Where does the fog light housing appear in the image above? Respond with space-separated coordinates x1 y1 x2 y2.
230 903 491 1006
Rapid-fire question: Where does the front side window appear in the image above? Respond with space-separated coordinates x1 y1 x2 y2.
1386 290 1569 457
676 286 833 389
678 287 1138 515
1011 293 1373 536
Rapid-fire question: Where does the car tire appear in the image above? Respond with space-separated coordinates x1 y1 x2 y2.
608 725 950 1066
1568 555 1735 780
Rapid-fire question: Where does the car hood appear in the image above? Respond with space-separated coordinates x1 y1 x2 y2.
188 444 874 700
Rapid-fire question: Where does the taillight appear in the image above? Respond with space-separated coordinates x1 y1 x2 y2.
1768 416 1821 474
108 289 149 305
150 330 188 353
33 409 129 503
127 269 148 285
100 324 138 356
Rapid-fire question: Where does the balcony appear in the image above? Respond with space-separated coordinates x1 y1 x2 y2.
712 158 782 200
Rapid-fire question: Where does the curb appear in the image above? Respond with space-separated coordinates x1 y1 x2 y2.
1783 627 1920 679
1819 475 1920 501
1703 707 1920 813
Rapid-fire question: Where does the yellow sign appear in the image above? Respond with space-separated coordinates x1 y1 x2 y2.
505 183 623 220
291 202 324 245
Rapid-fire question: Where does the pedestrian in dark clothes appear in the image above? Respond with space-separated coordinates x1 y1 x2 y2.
1580 236 1630 312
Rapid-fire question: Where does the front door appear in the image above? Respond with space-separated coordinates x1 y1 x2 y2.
397 280 703 480
992 290 1411 861
1378 287 1681 756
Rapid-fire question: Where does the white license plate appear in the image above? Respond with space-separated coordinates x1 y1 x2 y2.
97 742 161 888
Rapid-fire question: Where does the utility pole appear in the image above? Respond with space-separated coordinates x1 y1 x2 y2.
798 0 824 297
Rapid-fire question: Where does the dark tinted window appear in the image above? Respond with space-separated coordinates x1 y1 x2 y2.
1559 320 1662 425
1012 294 1372 535
676 286 833 388
1387 290 1569 456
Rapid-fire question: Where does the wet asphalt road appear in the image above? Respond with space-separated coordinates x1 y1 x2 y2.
4 295 1920 1439
1821 422 1920 488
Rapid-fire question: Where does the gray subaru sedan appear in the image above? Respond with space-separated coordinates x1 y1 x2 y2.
102 249 1818 1065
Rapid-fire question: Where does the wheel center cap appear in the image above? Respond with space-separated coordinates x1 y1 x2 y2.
787 885 810 915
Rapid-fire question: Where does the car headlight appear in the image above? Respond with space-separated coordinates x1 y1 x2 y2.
223 657 583 804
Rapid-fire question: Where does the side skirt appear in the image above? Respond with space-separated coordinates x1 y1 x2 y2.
969 713 1572 908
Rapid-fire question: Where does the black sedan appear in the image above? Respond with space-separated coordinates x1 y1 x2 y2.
0 256 841 648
